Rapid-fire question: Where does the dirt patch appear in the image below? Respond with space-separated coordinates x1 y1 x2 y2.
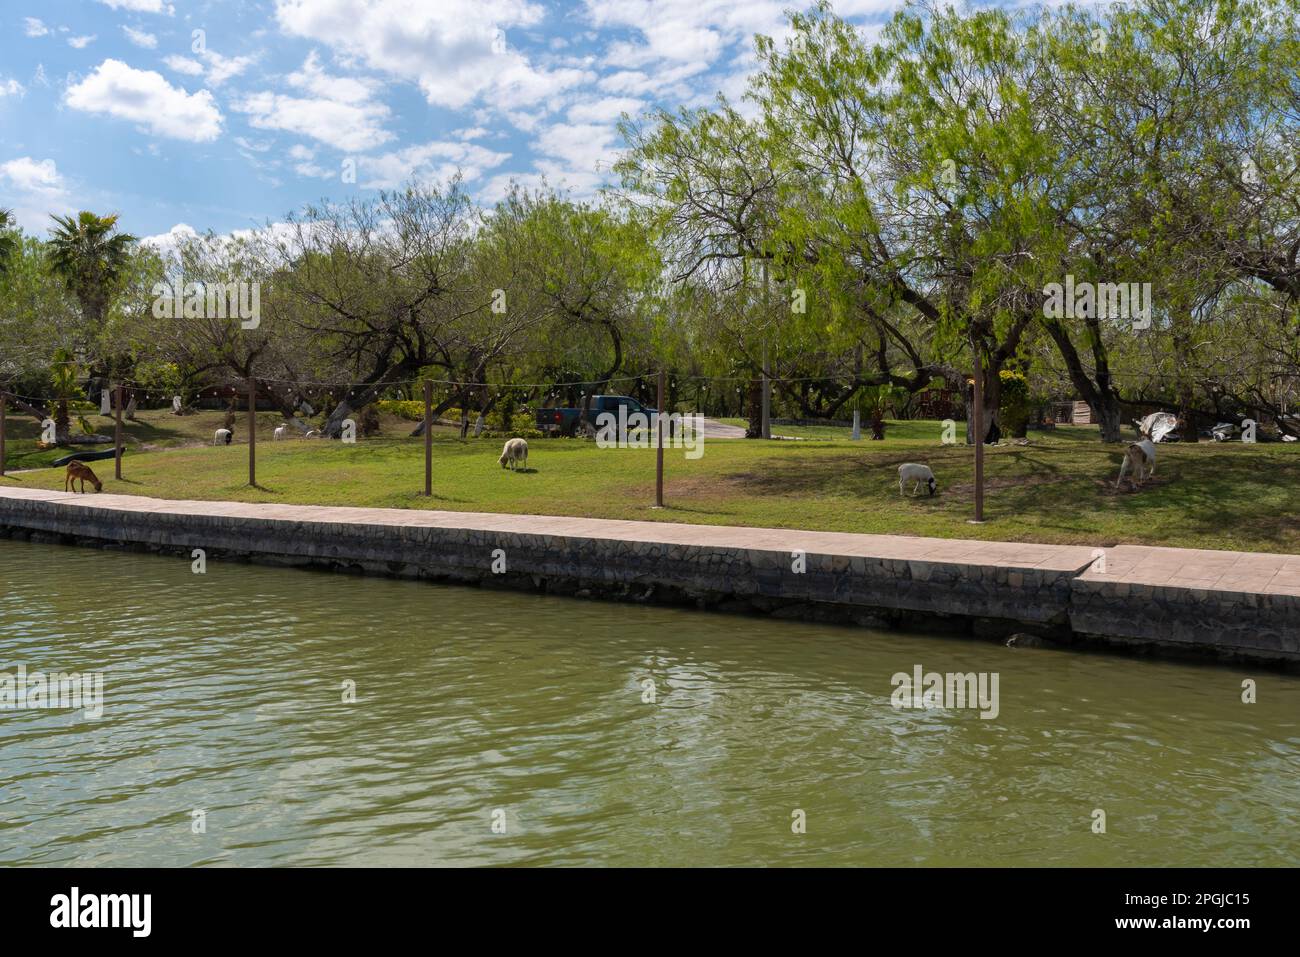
944 474 1074 497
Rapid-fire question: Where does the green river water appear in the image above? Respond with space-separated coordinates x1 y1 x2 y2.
0 537 1296 866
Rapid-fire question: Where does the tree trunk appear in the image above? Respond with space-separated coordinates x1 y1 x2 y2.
55 400 71 445
870 412 885 440
964 370 1001 444
1040 316 1126 443
1095 394 1124 443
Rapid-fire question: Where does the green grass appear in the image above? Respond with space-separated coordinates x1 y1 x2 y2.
0 405 458 470
4 414 1298 552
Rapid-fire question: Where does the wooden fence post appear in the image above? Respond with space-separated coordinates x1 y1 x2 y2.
972 345 985 524
423 380 433 496
248 378 256 487
114 384 124 480
656 369 666 508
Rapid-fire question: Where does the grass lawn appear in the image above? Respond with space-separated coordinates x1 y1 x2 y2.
4 408 1298 553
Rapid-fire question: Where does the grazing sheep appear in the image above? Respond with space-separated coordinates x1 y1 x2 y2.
304 430 321 439
64 461 102 493
898 462 937 497
499 437 529 471
273 425 287 441
1115 438 1156 489
214 428 232 446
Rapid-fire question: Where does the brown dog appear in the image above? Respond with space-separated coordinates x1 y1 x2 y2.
64 461 103 493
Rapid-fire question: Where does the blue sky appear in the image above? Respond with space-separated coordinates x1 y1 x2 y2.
0 0 902 246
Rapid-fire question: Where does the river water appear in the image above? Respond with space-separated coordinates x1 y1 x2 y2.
0 537 1296 866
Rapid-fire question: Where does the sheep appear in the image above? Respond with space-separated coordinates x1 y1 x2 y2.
898 462 937 497
273 425 287 441
304 430 321 439
214 428 232 446
499 437 529 471
1115 437 1156 489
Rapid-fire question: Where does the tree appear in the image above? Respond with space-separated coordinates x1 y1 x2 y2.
486 186 659 434
0 209 17 279
47 347 81 445
46 212 137 344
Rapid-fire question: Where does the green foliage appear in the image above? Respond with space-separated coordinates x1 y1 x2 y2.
377 400 433 421
0 209 18 281
45 211 137 330
479 428 545 440
998 370 1033 438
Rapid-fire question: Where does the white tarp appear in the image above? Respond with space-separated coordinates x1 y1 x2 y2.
1135 411 1178 442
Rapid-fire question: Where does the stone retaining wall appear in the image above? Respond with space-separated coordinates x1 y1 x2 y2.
1 492 1296 666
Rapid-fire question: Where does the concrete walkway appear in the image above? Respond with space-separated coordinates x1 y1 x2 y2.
697 417 748 439
1 485 1295 593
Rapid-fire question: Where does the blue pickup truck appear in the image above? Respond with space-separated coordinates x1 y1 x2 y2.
535 395 660 437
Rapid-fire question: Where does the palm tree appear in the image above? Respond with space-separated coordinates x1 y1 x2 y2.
48 347 80 445
46 211 136 329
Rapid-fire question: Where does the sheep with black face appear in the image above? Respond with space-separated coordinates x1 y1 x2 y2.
898 462 937 497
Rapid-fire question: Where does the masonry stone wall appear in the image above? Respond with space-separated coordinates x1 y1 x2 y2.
2 495 1296 667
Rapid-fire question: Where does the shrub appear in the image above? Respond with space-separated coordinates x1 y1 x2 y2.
999 370 1033 438
479 428 544 440
376 399 425 421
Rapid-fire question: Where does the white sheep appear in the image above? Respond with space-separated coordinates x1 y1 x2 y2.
214 428 232 446
304 430 321 439
273 425 287 441
1115 437 1156 489
499 437 529 471
898 462 936 497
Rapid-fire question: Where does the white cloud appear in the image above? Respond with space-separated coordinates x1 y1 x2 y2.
582 0 902 100
566 96 644 124
68 35 98 50
96 0 176 13
201 50 256 86
597 63 706 98
359 140 511 189
65 59 223 142
24 18 49 38
0 157 64 194
534 121 621 174
140 222 199 257
233 53 391 153
163 56 205 76
0 157 71 231
233 91 391 153
452 126 490 140
581 0 789 65
274 0 591 110
0 79 25 99
294 161 335 179
286 51 377 104
286 143 332 176
123 26 159 49
164 48 254 85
